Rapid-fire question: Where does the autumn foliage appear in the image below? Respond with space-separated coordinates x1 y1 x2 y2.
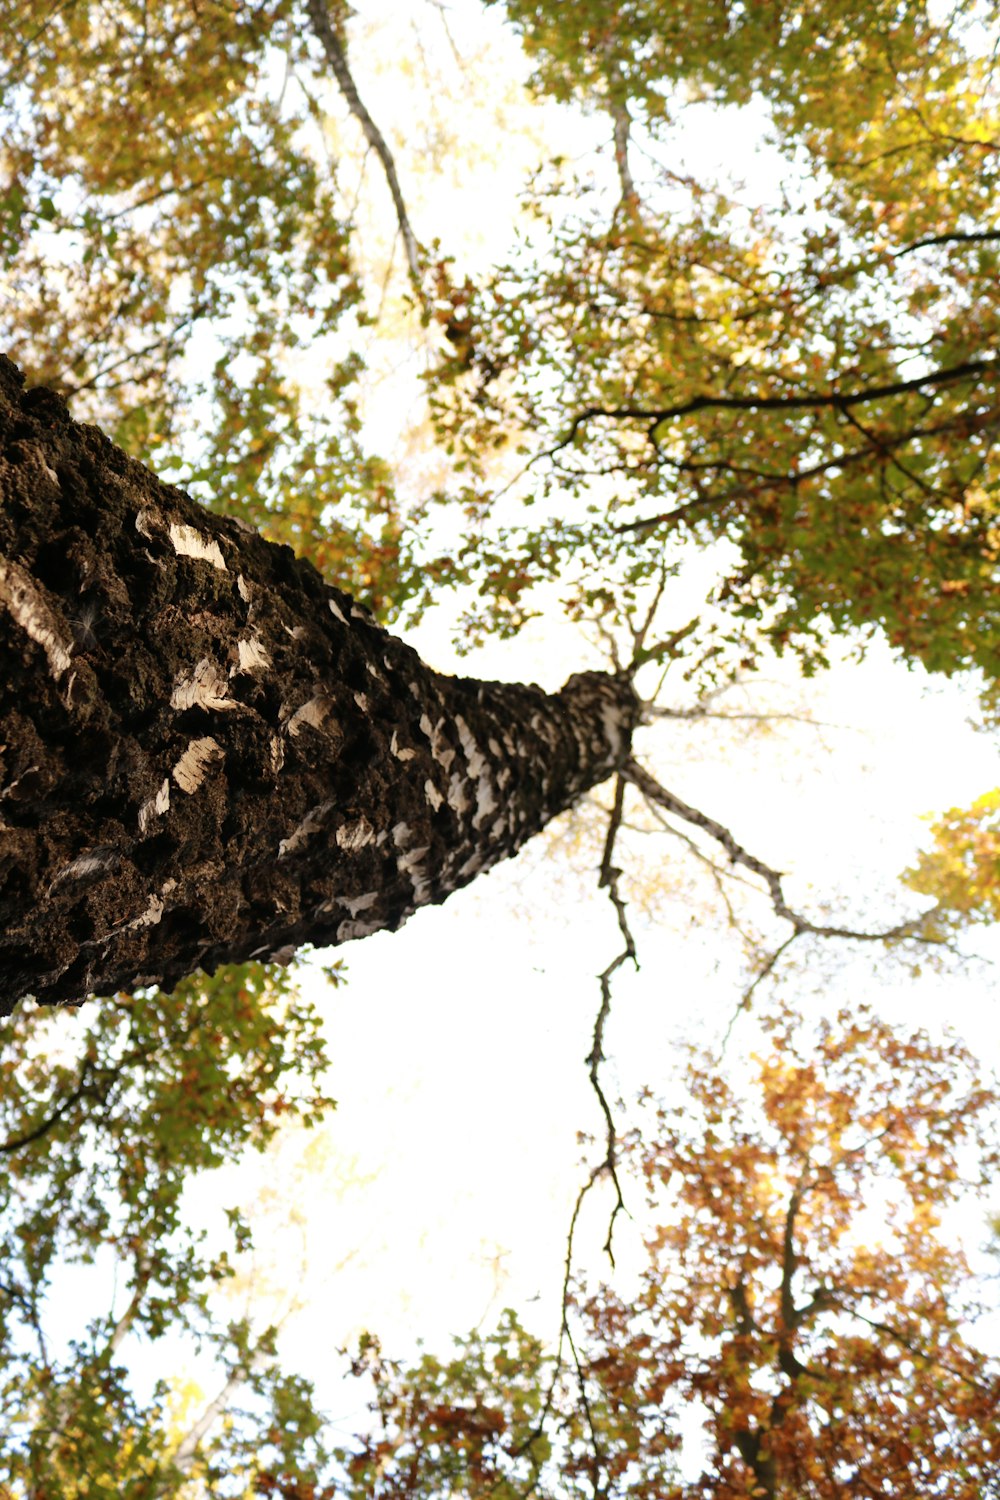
330 1004 1000 1498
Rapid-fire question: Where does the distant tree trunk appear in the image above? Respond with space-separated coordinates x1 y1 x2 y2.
0 357 638 1010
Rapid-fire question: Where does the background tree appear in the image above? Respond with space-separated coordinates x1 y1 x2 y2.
0 966 338 1495
332 1004 1000 1499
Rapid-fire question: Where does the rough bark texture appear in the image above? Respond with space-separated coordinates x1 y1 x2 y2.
0 357 638 1010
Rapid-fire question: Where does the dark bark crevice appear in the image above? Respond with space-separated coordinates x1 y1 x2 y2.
0 357 638 1009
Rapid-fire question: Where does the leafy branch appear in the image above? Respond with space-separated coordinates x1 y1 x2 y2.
561 356 998 447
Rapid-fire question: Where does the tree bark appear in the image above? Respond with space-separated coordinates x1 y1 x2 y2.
0 357 638 1010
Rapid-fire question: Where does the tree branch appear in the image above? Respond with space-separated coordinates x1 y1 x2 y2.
586 775 636 1265
0 1057 94 1154
894 228 1000 257
621 757 941 944
604 60 638 212
171 1348 269 1474
562 357 998 447
305 0 423 288
610 405 988 534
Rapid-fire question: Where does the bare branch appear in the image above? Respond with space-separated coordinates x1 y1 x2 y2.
508 780 639 1498
171 1349 269 1475
305 0 423 289
586 776 637 1265
106 1272 149 1360
894 228 1000 258
604 60 638 212
621 757 941 943
563 357 999 448
824 1297 994 1397
647 705 839 730
613 400 999 534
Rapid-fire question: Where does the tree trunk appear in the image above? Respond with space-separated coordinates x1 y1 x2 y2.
0 357 638 1010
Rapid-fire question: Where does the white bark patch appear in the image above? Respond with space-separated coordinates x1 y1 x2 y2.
353 691 370 712
397 845 432 905
249 942 297 964
171 657 233 712
327 596 349 625
337 916 382 941
340 891 378 917
424 779 444 812
419 713 456 771
168 523 227 571
1 765 38 801
233 634 270 674
138 779 171 833
172 736 224 794
269 735 285 774
599 700 626 763
446 774 471 817
132 892 166 930
336 818 375 853
389 731 416 762
392 821 413 848
455 715 498 829
51 848 113 887
474 780 499 829
284 695 335 737
458 851 486 880
135 509 158 541
455 716 487 779
95 884 174 945
237 574 252 603
278 801 334 858
0 557 73 678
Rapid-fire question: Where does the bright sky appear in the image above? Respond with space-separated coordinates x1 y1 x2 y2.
40 0 1000 1474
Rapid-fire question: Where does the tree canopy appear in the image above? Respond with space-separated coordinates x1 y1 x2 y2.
1 0 998 1493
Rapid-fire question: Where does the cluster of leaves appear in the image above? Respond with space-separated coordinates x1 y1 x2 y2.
595 1001 1000 1496
0 963 337 1495
434 0 1000 679
904 788 1000 928
333 1003 1000 1499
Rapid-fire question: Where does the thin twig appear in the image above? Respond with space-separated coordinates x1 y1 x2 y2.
721 932 801 1053
508 779 638 1499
